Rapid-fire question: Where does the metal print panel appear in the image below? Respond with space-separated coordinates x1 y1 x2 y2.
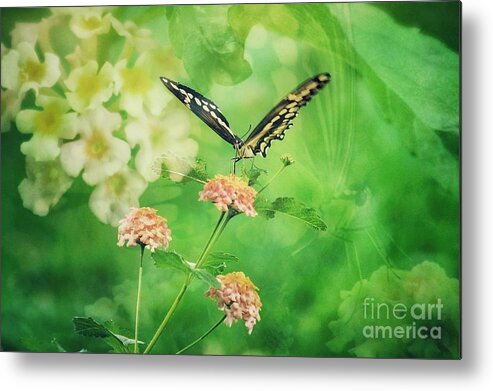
0 1 461 358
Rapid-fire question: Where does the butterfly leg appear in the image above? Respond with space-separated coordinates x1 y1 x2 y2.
251 157 258 171
230 156 241 175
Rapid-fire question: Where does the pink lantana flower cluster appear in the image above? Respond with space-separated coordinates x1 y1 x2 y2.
199 174 257 217
205 272 262 335
117 207 171 252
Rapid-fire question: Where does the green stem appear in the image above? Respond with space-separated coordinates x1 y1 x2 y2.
144 278 188 354
143 212 230 354
258 166 286 194
175 315 226 355
134 245 145 353
196 211 232 269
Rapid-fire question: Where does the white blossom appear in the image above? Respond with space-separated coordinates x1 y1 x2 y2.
65 60 115 113
89 167 147 226
60 107 130 185
16 94 78 161
125 109 198 182
1 41 60 96
18 157 73 216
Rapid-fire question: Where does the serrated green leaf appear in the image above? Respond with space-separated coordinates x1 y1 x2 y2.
203 252 239 275
256 197 327 231
183 158 209 183
153 250 189 273
191 268 221 289
204 252 239 267
73 317 129 353
242 166 267 187
254 195 276 219
73 316 113 338
157 157 208 184
154 250 221 287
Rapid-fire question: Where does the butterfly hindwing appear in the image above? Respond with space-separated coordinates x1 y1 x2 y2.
244 73 331 157
160 77 238 145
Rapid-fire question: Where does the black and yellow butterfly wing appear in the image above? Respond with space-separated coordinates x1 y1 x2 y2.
160 77 239 145
244 73 331 157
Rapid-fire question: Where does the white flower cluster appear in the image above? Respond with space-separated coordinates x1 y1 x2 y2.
1 7 198 225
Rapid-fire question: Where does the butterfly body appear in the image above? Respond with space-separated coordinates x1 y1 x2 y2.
160 73 330 164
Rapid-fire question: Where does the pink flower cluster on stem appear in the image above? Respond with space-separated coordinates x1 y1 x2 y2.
117 207 171 252
205 272 262 335
199 174 257 217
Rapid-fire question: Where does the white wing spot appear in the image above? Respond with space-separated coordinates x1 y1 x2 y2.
194 97 202 106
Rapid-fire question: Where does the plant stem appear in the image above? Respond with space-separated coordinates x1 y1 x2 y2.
134 245 145 353
144 278 188 354
175 315 226 355
143 212 231 354
258 165 286 194
195 211 232 270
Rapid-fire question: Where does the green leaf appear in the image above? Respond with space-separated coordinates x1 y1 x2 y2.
242 166 267 187
203 252 239 275
331 4 459 133
72 317 129 353
183 158 209 183
73 316 113 338
191 268 221 289
153 250 189 273
229 3 344 56
168 5 252 90
256 197 327 231
255 195 276 219
204 252 239 267
153 250 220 288
157 157 208 184
329 4 459 194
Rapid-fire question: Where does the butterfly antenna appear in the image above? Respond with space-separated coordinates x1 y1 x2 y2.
240 124 252 139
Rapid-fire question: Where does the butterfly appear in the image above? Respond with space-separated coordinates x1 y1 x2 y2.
160 73 331 167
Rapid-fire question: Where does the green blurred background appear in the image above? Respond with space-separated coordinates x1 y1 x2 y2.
1 2 460 357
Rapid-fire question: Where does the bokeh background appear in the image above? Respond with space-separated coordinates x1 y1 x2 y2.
1 2 460 357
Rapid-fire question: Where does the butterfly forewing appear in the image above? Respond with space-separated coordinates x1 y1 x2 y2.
244 73 331 157
160 77 238 145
